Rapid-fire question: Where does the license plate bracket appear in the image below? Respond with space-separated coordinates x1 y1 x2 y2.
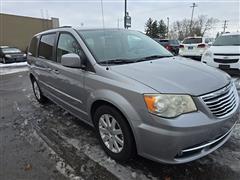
219 64 230 69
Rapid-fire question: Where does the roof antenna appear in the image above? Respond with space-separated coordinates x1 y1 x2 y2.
100 0 108 70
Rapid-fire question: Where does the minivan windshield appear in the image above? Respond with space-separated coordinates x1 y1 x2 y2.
78 29 172 64
213 35 240 46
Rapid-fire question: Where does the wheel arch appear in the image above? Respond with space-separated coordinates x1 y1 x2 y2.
89 97 139 153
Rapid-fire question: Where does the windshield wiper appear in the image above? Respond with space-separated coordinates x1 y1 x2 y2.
135 55 173 62
99 59 135 65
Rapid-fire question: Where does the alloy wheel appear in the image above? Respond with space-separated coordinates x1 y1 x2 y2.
98 114 124 153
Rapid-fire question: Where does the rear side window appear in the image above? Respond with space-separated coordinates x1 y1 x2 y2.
38 33 56 61
183 38 202 44
28 36 39 56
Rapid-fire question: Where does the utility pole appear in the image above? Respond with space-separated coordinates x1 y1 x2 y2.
124 0 127 29
190 3 197 35
223 20 228 33
117 18 120 28
167 17 169 38
124 0 131 29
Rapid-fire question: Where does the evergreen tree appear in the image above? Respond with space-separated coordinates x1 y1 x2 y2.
145 18 159 38
145 18 153 37
158 19 167 38
151 20 159 38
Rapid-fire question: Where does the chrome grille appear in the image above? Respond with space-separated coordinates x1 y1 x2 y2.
214 58 239 64
201 83 239 118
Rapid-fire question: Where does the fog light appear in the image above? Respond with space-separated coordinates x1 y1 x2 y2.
233 78 240 90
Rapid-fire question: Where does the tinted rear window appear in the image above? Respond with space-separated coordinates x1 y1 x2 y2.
28 36 39 56
159 40 169 43
38 33 56 60
183 38 202 44
169 40 179 45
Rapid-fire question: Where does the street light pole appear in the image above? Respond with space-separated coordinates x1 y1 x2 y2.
124 0 127 29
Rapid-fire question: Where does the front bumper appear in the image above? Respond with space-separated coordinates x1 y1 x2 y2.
135 105 239 164
201 57 240 76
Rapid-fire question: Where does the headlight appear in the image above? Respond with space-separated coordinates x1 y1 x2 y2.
203 51 213 58
144 94 197 118
5 54 12 58
23 53 27 57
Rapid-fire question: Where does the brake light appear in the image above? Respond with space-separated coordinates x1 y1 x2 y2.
179 45 184 48
165 45 172 50
197 44 206 48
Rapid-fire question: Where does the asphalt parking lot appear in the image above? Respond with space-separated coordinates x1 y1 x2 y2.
0 68 240 180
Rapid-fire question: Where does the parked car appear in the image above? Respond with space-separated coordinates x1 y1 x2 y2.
0 46 27 63
202 32 240 76
154 39 180 55
28 28 239 164
179 37 213 60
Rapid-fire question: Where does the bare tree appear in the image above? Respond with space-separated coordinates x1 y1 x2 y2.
170 15 218 40
194 15 219 36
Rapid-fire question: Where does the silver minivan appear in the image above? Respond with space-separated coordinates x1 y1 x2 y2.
27 27 239 164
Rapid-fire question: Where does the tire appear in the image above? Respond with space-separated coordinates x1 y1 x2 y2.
93 105 136 162
31 77 47 104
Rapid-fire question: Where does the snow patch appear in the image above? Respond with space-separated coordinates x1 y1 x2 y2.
0 62 27 67
60 136 157 180
32 131 84 180
0 67 28 75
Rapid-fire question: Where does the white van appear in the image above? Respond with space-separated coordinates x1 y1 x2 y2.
201 32 240 76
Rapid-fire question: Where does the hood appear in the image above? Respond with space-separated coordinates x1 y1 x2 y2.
111 57 231 96
209 45 240 54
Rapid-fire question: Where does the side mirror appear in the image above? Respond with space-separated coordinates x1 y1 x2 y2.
61 53 83 68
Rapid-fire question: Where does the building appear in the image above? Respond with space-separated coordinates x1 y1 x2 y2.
0 13 59 51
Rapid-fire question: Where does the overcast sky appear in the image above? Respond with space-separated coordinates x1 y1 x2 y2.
1 0 240 36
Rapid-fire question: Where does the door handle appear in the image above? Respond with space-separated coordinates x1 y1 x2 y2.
47 67 52 71
53 69 60 74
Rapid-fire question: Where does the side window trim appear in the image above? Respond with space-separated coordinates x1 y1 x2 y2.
35 35 40 57
37 32 57 62
28 35 40 57
56 31 81 63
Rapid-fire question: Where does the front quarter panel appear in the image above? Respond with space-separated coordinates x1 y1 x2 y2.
84 66 158 147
